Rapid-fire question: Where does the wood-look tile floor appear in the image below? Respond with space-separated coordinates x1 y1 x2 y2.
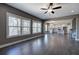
0 33 79 55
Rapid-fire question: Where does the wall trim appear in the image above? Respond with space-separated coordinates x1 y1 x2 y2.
0 34 44 48
76 17 77 40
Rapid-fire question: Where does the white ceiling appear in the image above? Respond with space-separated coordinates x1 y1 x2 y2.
7 3 79 20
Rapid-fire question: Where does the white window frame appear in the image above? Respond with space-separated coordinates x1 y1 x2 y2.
37 22 42 33
32 20 42 33
6 12 31 38
21 17 31 35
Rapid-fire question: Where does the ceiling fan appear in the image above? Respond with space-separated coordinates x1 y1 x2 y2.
41 3 62 14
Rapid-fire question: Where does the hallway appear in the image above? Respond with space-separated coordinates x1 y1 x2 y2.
0 33 79 55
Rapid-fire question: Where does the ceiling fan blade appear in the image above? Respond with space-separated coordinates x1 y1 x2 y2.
44 11 48 14
51 11 54 14
50 3 53 6
53 6 62 10
41 8 48 10
48 3 53 9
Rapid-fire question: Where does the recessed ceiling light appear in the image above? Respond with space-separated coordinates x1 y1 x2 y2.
72 10 74 12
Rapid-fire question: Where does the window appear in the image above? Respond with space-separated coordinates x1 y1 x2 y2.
22 18 31 35
45 24 47 31
7 12 42 38
7 13 21 37
33 21 41 33
33 22 37 33
37 22 41 32
7 12 31 38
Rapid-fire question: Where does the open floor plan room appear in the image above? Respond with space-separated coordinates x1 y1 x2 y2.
0 3 79 55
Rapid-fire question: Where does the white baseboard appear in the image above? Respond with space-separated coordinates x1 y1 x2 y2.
0 34 43 48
